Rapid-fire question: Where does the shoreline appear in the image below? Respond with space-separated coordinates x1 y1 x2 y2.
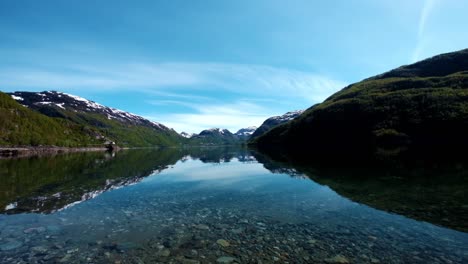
0 146 109 159
0 145 244 159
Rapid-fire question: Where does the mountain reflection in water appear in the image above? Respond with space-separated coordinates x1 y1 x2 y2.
0 147 466 264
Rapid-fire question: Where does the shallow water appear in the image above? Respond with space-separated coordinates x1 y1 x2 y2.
0 148 467 263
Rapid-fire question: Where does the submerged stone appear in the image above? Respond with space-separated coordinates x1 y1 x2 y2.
0 240 23 251
160 249 171 257
23 226 46 234
58 254 72 263
31 246 48 254
194 224 210 230
325 255 350 264
216 239 230 247
217 256 236 263
46 225 62 234
231 228 243 234
179 258 200 264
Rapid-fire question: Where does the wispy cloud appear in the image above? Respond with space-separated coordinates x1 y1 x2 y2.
418 0 437 38
0 63 203 89
0 62 346 103
412 0 438 62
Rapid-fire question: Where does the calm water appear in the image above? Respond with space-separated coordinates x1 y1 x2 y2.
0 148 467 264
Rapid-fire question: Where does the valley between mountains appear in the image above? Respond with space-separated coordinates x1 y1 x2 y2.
0 90 301 149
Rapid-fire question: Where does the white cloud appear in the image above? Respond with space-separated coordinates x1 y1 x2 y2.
0 63 203 89
412 0 438 62
418 0 437 38
144 100 277 133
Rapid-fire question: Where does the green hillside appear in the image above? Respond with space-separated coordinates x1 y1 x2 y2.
0 92 99 147
3 91 184 148
40 108 182 147
252 49 468 161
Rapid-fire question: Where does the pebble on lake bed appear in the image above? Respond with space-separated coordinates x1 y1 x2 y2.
159 249 171 257
194 224 210 230
0 241 23 251
325 255 350 264
216 256 236 263
216 239 230 247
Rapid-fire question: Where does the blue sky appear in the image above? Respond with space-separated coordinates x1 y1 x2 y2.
1 0 467 133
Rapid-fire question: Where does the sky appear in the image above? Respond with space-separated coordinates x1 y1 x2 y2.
1 0 467 133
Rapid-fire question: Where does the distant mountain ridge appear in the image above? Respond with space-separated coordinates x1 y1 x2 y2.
178 126 259 145
199 128 232 136
189 128 239 145
10 91 170 130
235 126 257 138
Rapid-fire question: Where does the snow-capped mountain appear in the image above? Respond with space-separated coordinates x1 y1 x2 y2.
190 128 239 145
180 132 196 138
7 91 183 147
250 110 304 139
9 91 170 131
235 126 258 138
235 126 257 137
199 128 232 136
185 127 259 145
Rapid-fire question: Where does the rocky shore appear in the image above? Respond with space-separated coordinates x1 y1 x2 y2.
0 147 108 159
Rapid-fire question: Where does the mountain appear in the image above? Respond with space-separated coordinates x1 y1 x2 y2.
5 91 183 147
235 126 257 139
0 91 99 147
189 128 239 145
252 49 468 161
180 132 196 138
185 126 257 145
249 110 303 139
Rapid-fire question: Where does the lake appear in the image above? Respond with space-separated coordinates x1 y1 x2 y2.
0 148 467 263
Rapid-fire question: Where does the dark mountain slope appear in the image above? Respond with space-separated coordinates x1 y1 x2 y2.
252 49 468 161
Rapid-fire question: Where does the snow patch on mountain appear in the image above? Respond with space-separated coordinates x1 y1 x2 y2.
269 110 304 122
250 110 304 139
180 132 195 138
198 128 234 137
206 128 230 134
235 126 258 137
10 95 23 101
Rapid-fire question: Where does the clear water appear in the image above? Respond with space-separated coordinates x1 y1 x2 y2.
0 148 467 263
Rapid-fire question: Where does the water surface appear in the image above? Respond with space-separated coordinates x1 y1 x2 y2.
0 148 467 263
